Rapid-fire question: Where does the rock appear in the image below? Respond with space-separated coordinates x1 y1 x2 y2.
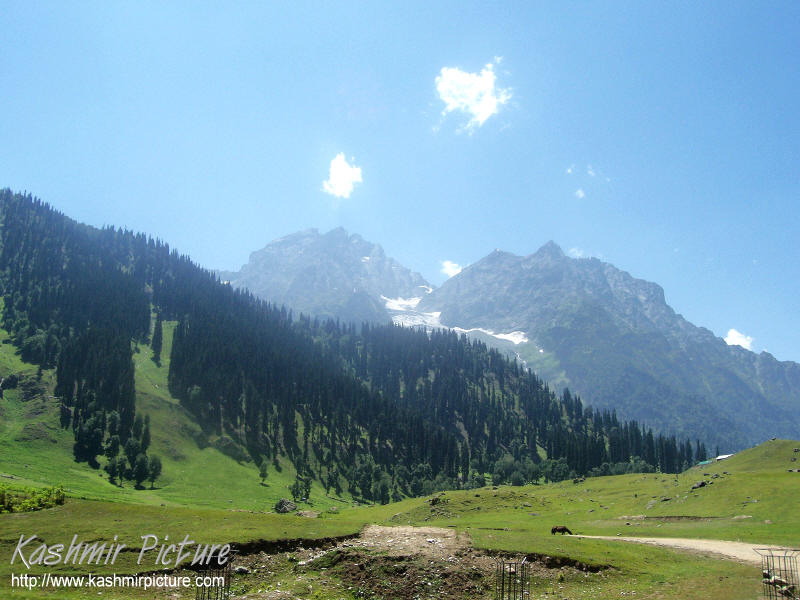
274 498 297 513
691 481 707 490
234 566 250 574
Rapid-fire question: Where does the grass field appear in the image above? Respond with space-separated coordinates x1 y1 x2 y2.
1 317 798 599
0 318 344 510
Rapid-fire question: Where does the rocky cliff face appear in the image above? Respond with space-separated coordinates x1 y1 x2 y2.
219 227 431 324
221 232 798 449
416 241 800 449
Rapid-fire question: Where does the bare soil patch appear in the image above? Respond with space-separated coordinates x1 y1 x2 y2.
350 525 473 559
223 525 604 600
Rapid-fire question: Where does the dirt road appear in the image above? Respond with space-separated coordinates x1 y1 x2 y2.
579 535 792 565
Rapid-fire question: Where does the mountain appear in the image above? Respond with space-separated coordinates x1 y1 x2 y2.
410 241 800 449
218 227 432 324
1 190 702 507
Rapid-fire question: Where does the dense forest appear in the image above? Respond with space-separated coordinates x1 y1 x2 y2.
0 190 708 501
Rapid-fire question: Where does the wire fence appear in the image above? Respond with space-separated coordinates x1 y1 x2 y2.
495 556 531 600
756 549 799 600
194 552 234 600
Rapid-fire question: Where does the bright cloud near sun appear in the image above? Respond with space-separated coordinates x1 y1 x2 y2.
435 58 511 131
724 328 753 350
441 260 463 277
323 153 362 198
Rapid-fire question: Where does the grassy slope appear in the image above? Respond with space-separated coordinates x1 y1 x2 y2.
0 318 343 510
397 439 800 544
1 313 798 599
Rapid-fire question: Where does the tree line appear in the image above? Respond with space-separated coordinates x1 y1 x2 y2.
0 190 708 501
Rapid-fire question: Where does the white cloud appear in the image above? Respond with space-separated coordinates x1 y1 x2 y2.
322 153 362 199
568 247 584 258
440 260 463 277
587 165 596 177
724 328 753 350
435 58 511 131
574 188 585 199
565 164 575 175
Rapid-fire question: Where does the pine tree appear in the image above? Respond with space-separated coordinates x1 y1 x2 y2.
115 456 128 486
133 454 149 488
141 415 151 451
147 456 162 489
105 455 119 484
151 312 163 366
132 414 144 440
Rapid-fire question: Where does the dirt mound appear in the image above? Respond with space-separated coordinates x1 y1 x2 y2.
324 549 488 600
221 525 605 600
351 525 472 559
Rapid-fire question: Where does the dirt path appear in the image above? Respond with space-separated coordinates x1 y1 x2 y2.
579 535 791 565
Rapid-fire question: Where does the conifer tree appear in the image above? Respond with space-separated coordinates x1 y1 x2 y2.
259 461 268 484
147 456 162 489
133 454 149 488
151 312 163 365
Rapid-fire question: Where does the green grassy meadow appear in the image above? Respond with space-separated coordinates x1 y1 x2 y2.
0 320 339 510
1 318 798 599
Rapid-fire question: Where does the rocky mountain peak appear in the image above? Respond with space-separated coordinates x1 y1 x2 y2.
533 240 566 260
218 227 430 325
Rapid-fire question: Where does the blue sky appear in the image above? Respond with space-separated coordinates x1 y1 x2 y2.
1 2 798 361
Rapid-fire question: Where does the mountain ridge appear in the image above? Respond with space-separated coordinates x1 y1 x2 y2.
219 226 431 324
416 241 800 448
218 228 798 449
1 190 699 506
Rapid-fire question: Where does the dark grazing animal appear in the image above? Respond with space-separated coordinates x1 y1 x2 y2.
551 525 573 535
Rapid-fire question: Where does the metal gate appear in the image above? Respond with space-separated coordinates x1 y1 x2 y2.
194 553 234 600
756 549 799 600
494 556 531 600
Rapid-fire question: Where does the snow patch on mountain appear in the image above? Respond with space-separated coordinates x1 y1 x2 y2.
450 328 528 345
382 296 528 345
381 295 422 311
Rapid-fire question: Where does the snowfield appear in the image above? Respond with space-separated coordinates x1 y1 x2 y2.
382 296 528 346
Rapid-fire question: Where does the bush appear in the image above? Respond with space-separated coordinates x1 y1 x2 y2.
0 485 66 513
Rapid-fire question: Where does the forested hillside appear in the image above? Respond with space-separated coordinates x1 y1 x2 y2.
0 190 707 501
417 243 800 449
